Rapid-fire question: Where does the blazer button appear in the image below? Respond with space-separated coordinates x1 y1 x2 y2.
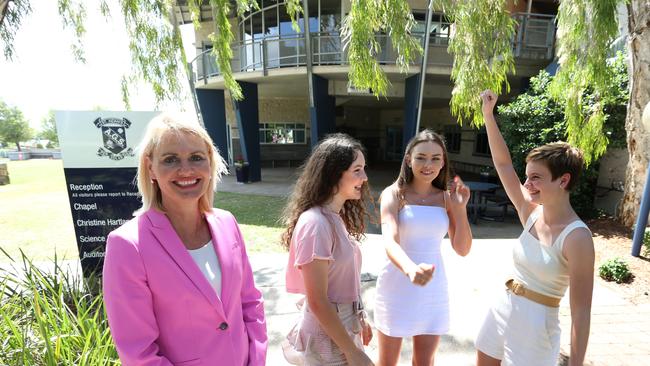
219 322 228 330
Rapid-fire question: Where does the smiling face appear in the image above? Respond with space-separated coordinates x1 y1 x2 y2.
334 149 368 202
147 131 212 210
524 160 570 204
406 141 445 183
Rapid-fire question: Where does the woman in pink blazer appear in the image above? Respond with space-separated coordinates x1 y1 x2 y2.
103 113 267 366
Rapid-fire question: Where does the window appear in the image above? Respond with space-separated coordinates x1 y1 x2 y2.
412 12 452 45
443 124 461 153
474 128 491 156
259 123 307 144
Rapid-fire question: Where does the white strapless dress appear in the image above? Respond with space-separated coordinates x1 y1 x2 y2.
374 205 450 337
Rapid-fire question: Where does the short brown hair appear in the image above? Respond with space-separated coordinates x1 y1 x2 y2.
526 142 583 191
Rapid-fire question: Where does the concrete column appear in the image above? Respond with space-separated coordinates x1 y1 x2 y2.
196 89 229 162
403 74 420 149
309 75 336 148
232 81 262 182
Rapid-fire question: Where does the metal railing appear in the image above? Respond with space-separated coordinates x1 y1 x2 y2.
512 12 556 60
191 12 556 83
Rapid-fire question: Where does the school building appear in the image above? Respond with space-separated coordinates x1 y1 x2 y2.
175 0 559 182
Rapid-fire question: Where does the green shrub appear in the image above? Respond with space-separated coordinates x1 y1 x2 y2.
643 227 650 257
0 249 119 365
598 257 633 284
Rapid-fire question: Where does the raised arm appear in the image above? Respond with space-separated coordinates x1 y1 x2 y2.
380 185 434 286
480 90 536 225
563 229 595 366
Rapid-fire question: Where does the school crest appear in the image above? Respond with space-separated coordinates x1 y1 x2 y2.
94 117 135 160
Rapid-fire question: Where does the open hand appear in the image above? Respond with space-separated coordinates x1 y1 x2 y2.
480 89 498 115
449 176 470 208
406 263 435 286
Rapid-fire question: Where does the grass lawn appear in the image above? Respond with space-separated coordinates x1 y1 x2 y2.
0 159 78 261
214 191 286 253
0 159 285 262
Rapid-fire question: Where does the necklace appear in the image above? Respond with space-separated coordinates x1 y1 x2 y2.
412 191 432 204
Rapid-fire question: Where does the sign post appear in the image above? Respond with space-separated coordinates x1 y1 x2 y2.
56 111 158 278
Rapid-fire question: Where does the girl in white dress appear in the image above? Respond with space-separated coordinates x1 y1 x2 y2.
476 90 594 366
374 130 473 366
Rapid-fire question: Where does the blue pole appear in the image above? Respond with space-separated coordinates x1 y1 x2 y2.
631 164 650 256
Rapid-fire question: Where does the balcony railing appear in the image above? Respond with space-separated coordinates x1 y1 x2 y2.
191 12 555 83
512 13 556 60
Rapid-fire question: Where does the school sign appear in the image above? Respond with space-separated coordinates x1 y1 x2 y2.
56 111 158 277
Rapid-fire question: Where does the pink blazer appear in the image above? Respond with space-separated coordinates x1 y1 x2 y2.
103 208 267 366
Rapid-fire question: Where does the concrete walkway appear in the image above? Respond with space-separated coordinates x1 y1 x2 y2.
223 167 650 365
254 236 650 366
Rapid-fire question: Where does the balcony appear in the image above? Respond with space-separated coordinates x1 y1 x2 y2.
191 12 556 84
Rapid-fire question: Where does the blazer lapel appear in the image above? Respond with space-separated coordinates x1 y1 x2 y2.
205 212 233 311
145 209 226 319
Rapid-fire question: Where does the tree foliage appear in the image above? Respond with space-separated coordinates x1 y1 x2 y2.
38 111 58 146
0 0 32 59
0 100 32 151
497 52 629 218
341 0 422 96
446 0 516 127
118 0 187 108
0 0 631 164
549 0 627 165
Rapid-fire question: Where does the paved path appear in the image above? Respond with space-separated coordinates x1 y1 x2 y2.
220 167 650 365
253 235 650 365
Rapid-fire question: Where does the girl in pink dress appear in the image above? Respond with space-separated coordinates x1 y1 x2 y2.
282 133 374 366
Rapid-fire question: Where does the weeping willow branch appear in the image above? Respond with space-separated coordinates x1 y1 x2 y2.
341 0 421 96
447 0 515 127
119 0 186 107
1 0 32 60
284 0 302 33
57 0 87 62
549 0 625 165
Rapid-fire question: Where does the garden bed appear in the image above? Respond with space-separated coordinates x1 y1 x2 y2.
589 217 650 304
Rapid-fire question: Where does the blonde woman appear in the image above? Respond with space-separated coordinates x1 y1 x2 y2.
103 113 267 365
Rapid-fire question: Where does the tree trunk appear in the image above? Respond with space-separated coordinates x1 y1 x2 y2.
15 141 21 151
0 1 9 26
619 1 650 227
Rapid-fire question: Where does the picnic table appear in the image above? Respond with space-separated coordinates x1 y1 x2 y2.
465 181 499 224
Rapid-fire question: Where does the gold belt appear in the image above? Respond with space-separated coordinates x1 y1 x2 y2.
505 279 561 308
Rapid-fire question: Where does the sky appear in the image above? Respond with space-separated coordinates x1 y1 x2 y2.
0 0 196 130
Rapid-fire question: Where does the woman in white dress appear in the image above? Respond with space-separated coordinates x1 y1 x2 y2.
374 129 472 366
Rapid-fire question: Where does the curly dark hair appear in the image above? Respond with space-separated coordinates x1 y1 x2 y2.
280 133 372 250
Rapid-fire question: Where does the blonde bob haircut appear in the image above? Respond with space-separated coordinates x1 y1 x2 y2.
135 112 228 215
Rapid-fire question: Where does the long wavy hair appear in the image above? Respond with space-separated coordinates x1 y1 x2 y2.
281 133 371 250
395 129 450 202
